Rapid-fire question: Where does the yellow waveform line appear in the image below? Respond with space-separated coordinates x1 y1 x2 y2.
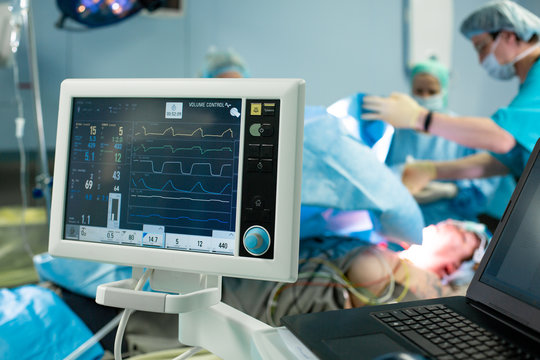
135 126 234 138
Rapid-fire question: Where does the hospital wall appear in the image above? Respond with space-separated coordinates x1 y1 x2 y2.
0 0 538 152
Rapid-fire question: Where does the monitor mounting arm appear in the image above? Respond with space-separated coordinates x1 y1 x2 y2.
96 268 304 359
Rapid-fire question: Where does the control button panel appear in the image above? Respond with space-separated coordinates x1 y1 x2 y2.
239 99 280 259
243 226 271 256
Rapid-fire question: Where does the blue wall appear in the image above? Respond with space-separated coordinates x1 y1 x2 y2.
0 0 537 151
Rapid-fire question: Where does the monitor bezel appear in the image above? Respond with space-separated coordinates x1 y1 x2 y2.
49 78 305 282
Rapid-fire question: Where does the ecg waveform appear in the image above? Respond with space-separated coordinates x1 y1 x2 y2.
132 194 229 204
134 160 232 176
133 144 233 155
132 177 231 195
135 126 234 138
131 213 228 224
127 120 239 233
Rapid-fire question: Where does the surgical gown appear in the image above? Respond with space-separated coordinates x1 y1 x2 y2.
490 58 540 177
386 129 516 225
301 101 424 245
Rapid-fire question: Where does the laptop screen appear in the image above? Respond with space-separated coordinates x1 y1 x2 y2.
479 154 540 310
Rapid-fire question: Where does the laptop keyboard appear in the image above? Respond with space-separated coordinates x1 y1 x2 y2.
372 304 537 360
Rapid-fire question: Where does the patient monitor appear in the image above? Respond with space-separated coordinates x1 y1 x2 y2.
49 78 305 359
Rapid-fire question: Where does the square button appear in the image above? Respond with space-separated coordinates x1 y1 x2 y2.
260 159 273 172
260 144 273 159
247 144 260 157
260 124 274 137
247 159 261 172
250 103 262 116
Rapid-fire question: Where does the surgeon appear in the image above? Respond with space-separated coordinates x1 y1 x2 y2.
362 1 540 195
199 46 249 78
385 58 516 225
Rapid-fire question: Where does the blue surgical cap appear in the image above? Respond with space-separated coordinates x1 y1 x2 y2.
201 47 249 78
460 1 540 41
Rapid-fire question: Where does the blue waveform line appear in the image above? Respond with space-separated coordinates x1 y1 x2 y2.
133 177 231 195
131 213 228 224
132 194 229 204
137 160 231 176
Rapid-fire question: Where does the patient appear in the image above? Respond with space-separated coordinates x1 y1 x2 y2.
223 219 488 326
344 220 484 308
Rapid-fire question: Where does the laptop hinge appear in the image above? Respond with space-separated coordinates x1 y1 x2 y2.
467 298 540 343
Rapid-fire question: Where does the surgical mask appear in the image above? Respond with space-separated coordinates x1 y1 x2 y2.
482 36 540 80
413 93 445 112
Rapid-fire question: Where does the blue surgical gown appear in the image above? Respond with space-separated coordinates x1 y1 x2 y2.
386 129 516 225
490 58 540 177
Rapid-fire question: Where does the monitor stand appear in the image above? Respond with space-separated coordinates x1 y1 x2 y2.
96 268 307 359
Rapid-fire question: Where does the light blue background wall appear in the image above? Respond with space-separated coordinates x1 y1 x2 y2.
0 0 538 151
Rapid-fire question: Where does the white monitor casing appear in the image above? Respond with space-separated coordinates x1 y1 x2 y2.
49 78 305 283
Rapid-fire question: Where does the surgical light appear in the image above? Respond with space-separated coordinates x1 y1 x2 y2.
56 0 163 28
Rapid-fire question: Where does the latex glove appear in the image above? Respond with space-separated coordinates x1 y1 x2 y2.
413 181 458 204
401 161 437 195
361 92 424 129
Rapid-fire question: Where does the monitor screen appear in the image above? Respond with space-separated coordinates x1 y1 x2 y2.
64 97 241 255
49 79 305 282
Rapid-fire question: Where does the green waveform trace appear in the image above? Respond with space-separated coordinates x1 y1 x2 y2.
135 126 234 138
134 144 233 154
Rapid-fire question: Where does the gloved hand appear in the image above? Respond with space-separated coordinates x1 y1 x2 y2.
401 161 437 195
413 181 458 204
361 92 425 129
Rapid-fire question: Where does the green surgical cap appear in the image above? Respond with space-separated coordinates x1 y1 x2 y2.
460 0 540 41
201 47 249 78
410 58 449 91
410 58 449 109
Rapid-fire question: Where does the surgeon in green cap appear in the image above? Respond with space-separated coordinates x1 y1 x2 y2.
199 46 249 78
361 1 540 196
409 58 450 113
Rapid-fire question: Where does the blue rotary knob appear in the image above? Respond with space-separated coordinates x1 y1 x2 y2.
243 226 271 256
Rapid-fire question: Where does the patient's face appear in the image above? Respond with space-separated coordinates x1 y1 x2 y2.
417 221 480 278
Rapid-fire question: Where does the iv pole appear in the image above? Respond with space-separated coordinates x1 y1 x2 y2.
10 0 52 217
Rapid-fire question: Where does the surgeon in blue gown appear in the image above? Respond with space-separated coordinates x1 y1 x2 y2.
385 58 516 226
361 1 540 194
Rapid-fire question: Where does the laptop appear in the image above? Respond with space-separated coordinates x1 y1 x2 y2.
282 139 540 360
